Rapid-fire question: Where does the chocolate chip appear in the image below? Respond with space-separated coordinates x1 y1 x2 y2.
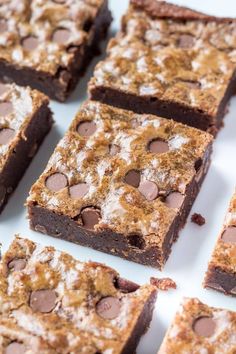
193 317 216 337
148 139 169 154
0 128 15 144
0 19 7 33
77 121 97 137
109 144 120 156
191 213 206 226
45 173 67 192
0 102 13 117
52 28 71 44
124 170 140 188
4 342 26 354
115 277 140 293
138 181 158 201
96 297 121 320
165 192 184 209
178 34 195 49
221 227 236 244
22 36 39 51
127 234 145 250
0 83 8 96
194 158 203 173
81 207 101 230
8 259 26 271
30 289 57 313
69 183 89 199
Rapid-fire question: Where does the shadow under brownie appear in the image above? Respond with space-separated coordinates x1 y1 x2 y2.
0 236 157 354
158 298 236 353
204 191 236 297
27 101 213 269
0 82 53 214
89 0 236 135
0 0 112 102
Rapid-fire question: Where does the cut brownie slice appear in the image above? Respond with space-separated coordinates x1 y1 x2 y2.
0 82 53 214
0 0 112 102
204 191 236 296
158 298 236 353
0 236 157 354
89 0 236 135
27 101 213 269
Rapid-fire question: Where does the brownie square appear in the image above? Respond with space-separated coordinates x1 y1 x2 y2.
0 0 112 102
27 100 213 269
89 0 236 135
0 236 157 354
158 298 236 353
204 191 236 296
0 82 53 214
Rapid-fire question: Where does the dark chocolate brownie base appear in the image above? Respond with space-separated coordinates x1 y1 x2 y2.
90 71 236 136
0 2 112 102
121 288 157 354
0 104 53 214
28 144 212 269
204 267 236 297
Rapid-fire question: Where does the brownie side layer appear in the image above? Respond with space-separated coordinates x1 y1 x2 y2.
0 104 53 214
90 72 236 136
0 2 112 102
28 143 212 269
121 288 157 354
204 267 236 297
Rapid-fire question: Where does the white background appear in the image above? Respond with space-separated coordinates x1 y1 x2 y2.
1 1 236 353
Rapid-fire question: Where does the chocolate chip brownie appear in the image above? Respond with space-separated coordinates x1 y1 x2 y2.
0 0 112 101
158 298 236 353
0 236 157 354
27 100 213 269
89 0 236 135
204 191 236 296
0 82 52 214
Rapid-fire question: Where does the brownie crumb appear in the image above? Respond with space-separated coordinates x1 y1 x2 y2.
150 277 177 291
191 213 206 226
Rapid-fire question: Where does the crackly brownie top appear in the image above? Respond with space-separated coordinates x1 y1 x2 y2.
0 0 104 75
158 298 236 354
89 0 236 118
207 191 236 277
0 237 156 354
0 82 48 171
28 101 212 250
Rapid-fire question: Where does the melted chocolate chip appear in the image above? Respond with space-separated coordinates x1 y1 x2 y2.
0 102 13 117
221 226 236 244
30 289 57 313
193 317 216 337
8 259 26 271
77 121 97 137
22 36 39 51
45 173 68 192
0 128 15 145
165 192 184 209
178 34 195 49
148 139 169 154
4 342 26 354
124 170 140 188
52 28 71 44
81 207 101 230
138 180 158 201
115 277 140 293
0 83 8 96
96 297 121 320
69 183 89 199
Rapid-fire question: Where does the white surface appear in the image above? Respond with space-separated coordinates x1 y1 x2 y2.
1 1 236 353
